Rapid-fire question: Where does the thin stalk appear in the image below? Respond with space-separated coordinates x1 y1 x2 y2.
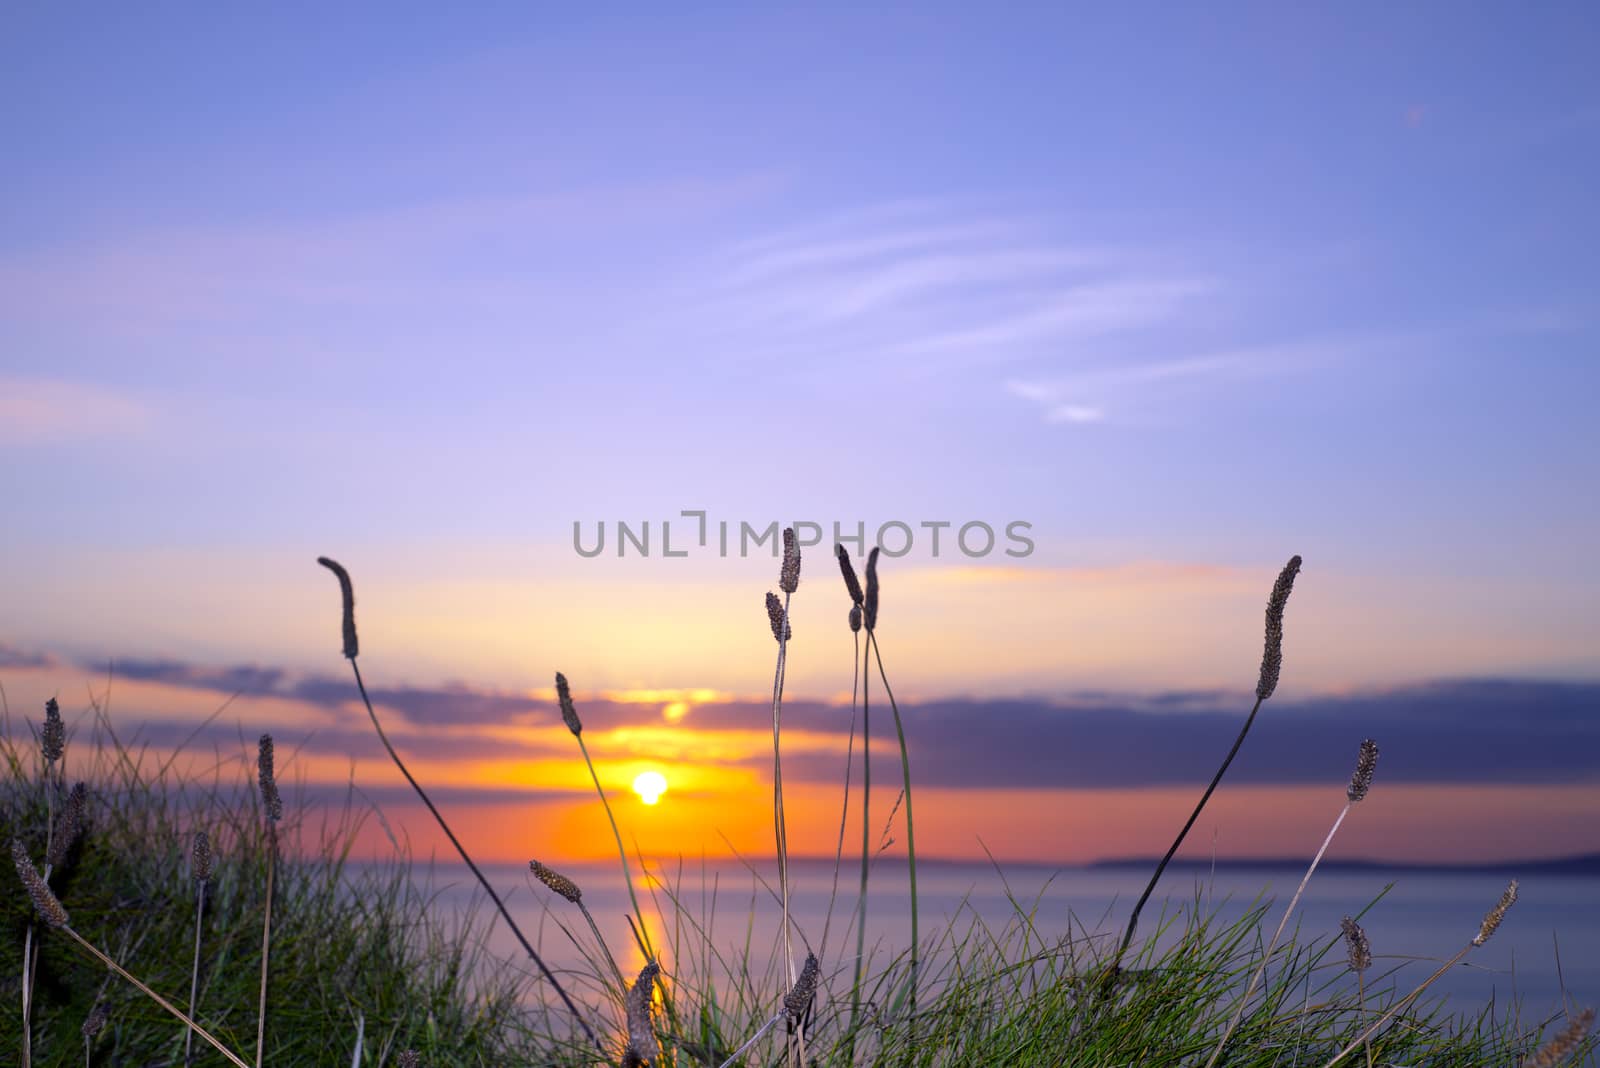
625 913 651 962
1321 942 1476 1068
1112 555 1300 985
849 630 872 1060
577 900 628 998
186 881 207 1068
256 824 275 1068
869 632 918 1046
22 779 58 1068
769 590 802 1068
350 1012 364 1068
575 731 656 963
346 660 603 1053
771 591 795 987
717 1012 783 1068
57 925 251 1068
1359 970 1372 1068
22 902 37 1068
1112 695 1264 975
1206 800 1353 1067
819 628 861 968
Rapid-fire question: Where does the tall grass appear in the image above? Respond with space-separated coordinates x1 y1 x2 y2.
1 550 1594 1067
1205 738 1379 1067
1111 554 1302 979
185 829 211 1068
854 547 920 1057
768 527 802 1066
314 557 602 1055
255 734 281 1068
2 702 545 1064
555 670 656 968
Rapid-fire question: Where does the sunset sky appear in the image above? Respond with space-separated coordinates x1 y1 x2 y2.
2 6 1596 867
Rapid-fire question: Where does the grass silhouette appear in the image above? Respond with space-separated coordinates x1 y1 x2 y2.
1 550 1593 1066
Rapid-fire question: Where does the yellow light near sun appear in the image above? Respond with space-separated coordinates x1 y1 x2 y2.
632 770 668 805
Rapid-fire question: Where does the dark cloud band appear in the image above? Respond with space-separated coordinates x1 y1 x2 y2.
10 646 1595 789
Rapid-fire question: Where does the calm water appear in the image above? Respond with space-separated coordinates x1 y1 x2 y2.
406 858 1599 1020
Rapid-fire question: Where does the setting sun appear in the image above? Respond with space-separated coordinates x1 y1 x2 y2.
632 770 668 806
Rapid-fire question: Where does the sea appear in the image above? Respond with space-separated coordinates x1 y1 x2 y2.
404 856 1600 1023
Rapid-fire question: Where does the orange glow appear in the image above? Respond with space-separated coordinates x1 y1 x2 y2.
5 664 1595 871
326 782 1600 868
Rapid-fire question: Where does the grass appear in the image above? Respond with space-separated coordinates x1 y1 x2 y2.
2 711 549 1064
2 545 1595 1066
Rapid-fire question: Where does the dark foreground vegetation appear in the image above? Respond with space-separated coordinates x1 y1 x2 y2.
3 544 1593 1065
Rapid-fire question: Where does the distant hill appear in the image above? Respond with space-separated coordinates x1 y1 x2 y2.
1086 853 1600 875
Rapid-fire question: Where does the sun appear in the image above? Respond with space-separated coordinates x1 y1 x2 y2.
632 770 668 806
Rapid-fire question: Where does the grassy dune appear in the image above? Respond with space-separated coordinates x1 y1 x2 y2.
2 545 1593 1066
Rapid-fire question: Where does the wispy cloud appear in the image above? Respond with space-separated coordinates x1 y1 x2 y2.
721 222 1017 288
1004 352 1246 425
679 201 1214 372
891 278 1216 356
1005 379 1107 424
1002 334 1381 426
694 206 1470 428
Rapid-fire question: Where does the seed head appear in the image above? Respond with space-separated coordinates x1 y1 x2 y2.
257 734 283 823
780 527 801 594
1347 739 1379 803
1255 554 1302 701
1339 916 1372 972
396 1052 422 1068
46 781 87 869
766 592 791 642
1524 1008 1596 1068
82 1000 110 1039
1474 879 1518 946
192 830 213 885
836 544 864 606
785 952 820 1021
625 960 660 1064
11 838 69 927
315 556 360 659
849 605 862 633
863 546 881 633
530 859 582 904
41 698 65 765
555 672 583 736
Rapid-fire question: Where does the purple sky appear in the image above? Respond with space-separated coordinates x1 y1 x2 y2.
2 5 1596 862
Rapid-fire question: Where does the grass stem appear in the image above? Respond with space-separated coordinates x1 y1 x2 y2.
256 823 275 1068
1112 694 1262 977
850 626 872 1059
58 924 251 1068
869 631 918 1050
575 729 657 962
186 878 206 1068
345 658 603 1053
1206 800 1353 1067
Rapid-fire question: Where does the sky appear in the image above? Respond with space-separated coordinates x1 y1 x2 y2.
2 5 1597 867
